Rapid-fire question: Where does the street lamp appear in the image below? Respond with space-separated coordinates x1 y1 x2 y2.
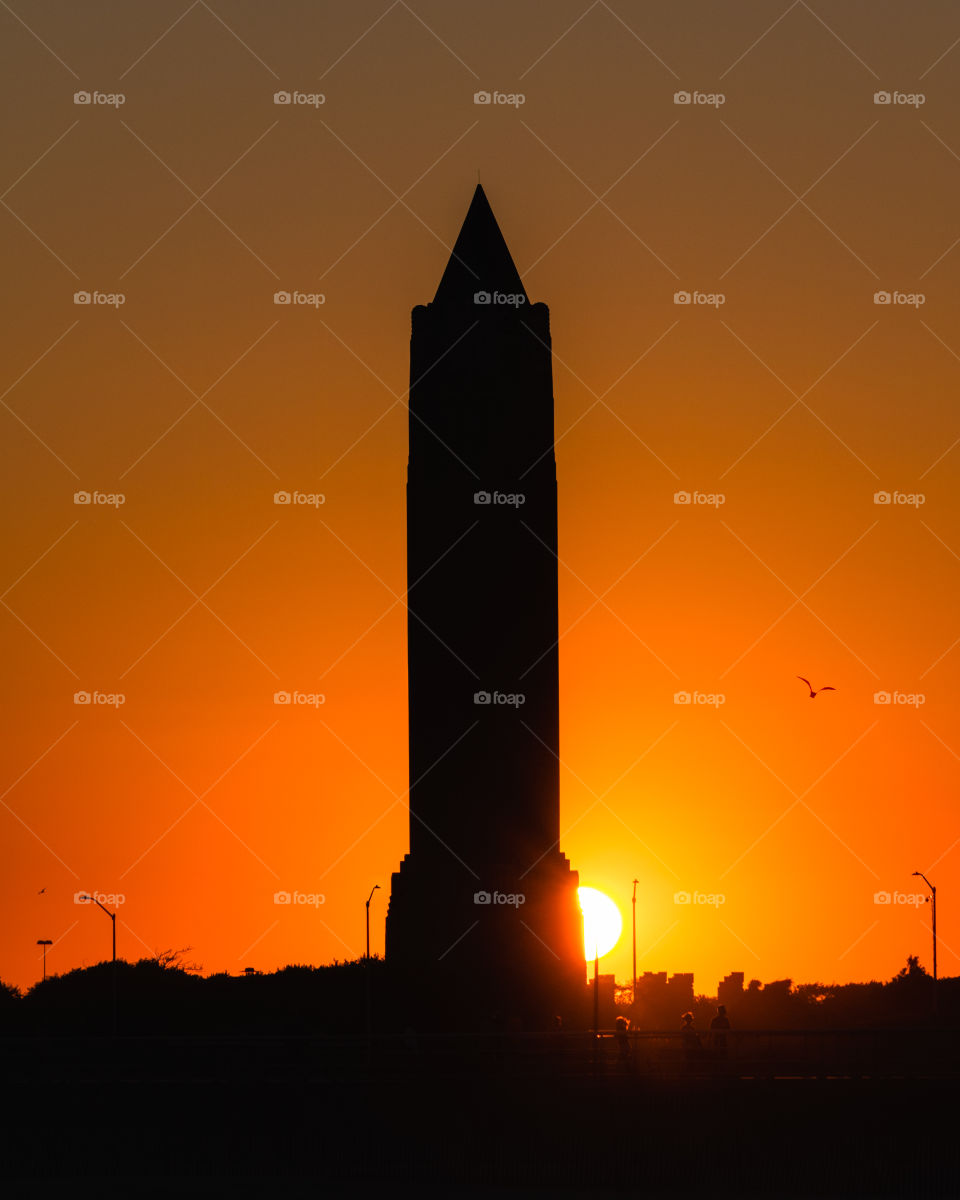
364 884 381 1064
631 879 638 1008
592 943 600 1071
80 893 117 1034
80 894 116 962
912 871 937 982
365 884 380 960
36 939 52 982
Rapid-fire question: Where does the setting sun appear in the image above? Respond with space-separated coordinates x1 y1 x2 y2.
578 887 623 960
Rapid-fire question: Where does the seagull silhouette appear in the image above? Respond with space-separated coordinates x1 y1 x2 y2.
38 888 45 894
798 676 835 699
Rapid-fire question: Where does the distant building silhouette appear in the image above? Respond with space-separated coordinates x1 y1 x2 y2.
718 971 745 1008
634 971 698 1025
386 186 583 1020
638 970 668 994
666 972 695 1011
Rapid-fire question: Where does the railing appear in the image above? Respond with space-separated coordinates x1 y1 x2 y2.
0 1026 957 1080
585 1026 958 1077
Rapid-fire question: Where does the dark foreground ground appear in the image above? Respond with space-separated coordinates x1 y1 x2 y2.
2 1033 956 1198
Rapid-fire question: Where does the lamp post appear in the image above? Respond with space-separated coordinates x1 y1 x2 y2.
364 884 380 1066
912 871 937 983
36 939 52 982
80 893 117 1033
80 893 116 963
365 884 380 960
631 879 638 1009
592 943 601 1072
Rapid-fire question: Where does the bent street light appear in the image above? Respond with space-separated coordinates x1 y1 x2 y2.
80 894 116 962
912 871 937 982
80 893 118 1034
366 884 380 961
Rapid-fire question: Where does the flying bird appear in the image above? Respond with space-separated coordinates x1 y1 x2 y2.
38 888 45 894
798 676 835 699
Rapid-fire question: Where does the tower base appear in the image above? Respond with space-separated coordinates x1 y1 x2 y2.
386 850 584 1027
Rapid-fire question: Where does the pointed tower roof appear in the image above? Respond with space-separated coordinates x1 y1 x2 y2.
433 185 528 306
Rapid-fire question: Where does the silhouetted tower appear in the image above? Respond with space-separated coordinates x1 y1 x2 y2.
386 186 583 1018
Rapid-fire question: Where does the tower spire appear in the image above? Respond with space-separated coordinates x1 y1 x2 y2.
433 185 528 307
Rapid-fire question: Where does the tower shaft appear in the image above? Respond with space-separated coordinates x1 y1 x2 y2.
386 187 583 1020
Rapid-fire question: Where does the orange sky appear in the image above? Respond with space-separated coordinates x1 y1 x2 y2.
2 1 960 996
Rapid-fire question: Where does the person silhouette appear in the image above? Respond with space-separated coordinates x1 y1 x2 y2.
710 1003 730 1054
614 1013 631 1068
681 1011 701 1065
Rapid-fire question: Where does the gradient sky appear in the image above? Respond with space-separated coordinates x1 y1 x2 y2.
2 0 960 996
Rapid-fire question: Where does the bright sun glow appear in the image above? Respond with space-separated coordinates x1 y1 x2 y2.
578 886 623 961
